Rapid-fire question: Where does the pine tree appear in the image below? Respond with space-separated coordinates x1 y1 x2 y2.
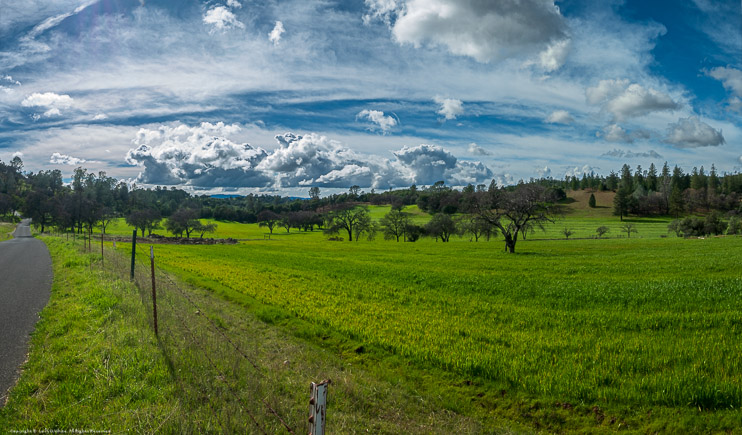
588 193 596 208
646 163 658 192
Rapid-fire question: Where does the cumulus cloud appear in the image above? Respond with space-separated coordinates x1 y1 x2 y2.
601 149 662 159
93 113 108 120
203 6 244 32
434 96 463 120
467 143 490 156
586 79 678 121
545 109 573 124
365 0 569 64
126 122 270 186
125 123 493 189
394 144 492 185
357 109 397 132
226 0 242 8
597 124 633 143
664 116 725 148
21 92 74 119
50 152 86 165
536 166 551 178
269 21 285 46
565 164 595 178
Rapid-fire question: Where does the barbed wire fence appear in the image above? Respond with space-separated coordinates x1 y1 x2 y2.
67 233 331 434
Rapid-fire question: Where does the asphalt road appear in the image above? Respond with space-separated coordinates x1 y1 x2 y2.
0 219 52 407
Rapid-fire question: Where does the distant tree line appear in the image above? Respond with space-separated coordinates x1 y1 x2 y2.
2 156 742 249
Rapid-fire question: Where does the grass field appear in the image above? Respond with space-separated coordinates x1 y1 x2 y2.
113 230 742 432
21 193 741 431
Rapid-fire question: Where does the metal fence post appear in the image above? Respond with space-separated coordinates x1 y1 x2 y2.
309 380 330 435
130 230 137 281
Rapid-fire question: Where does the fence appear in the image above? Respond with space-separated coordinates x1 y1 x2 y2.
70 233 329 434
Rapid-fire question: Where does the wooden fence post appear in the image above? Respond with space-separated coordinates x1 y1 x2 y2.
150 245 158 336
309 380 330 435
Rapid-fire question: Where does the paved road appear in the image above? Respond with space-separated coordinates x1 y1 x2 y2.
0 219 52 407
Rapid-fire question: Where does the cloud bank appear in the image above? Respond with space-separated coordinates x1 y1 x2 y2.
125 122 493 189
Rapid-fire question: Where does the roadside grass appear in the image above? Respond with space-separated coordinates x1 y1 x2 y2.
122 234 742 432
0 221 14 240
0 237 180 432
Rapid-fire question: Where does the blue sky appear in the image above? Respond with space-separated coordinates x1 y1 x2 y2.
0 0 740 195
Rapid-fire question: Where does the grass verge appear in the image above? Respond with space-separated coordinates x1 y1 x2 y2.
0 237 180 432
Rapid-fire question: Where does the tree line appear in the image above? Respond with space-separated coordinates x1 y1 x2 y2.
2 156 741 252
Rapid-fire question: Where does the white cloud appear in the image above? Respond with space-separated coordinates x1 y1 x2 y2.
536 166 551 178
586 79 678 121
598 124 632 143
226 0 242 8
545 109 573 124
50 152 85 166
21 92 74 118
11 152 23 159
537 38 571 72
357 109 398 132
0 75 21 94
21 92 74 109
601 148 662 159
565 164 594 178
93 113 108 120
434 96 463 120
126 122 269 185
366 0 569 64
708 67 742 111
708 67 742 97
467 142 490 156
363 0 400 25
125 123 492 189
269 21 285 46
664 116 725 148
203 6 244 32
393 144 492 185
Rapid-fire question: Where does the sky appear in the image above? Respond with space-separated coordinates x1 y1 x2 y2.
0 0 740 196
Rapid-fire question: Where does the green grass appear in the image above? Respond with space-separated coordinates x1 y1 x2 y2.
2 236 499 433
118 233 742 432
0 221 14 240
0 237 180 432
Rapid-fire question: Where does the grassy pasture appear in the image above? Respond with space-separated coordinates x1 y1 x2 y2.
101 190 672 243
120 234 742 421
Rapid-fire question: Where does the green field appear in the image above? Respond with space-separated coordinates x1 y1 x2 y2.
113 224 742 431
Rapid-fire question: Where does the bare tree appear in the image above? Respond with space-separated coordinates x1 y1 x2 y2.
471 184 560 253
